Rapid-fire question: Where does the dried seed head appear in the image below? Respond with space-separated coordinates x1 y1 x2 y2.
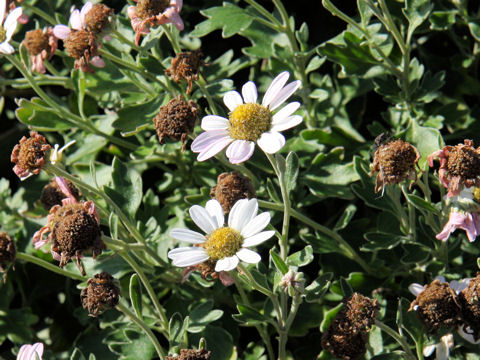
165 50 206 94
459 274 480 341
409 279 462 333
166 349 211 360
40 178 81 210
153 96 198 150
80 272 120 316
0 232 16 282
64 29 96 60
343 293 379 332
210 172 256 213
84 4 115 35
11 131 52 180
446 141 480 182
23 29 50 56
136 0 170 19
50 202 104 275
371 139 420 193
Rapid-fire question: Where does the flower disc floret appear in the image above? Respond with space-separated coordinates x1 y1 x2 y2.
204 227 243 261
0 27 5 42
229 103 272 142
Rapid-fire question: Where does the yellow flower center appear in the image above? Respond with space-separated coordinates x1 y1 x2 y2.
473 187 480 203
0 27 6 43
204 227 243 261
228 103 272 142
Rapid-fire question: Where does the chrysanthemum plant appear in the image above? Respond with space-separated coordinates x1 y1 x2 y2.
4 0 480 359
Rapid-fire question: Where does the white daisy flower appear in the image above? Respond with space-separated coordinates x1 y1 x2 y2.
168 198 275 272
191 71 302 164
0 0 22 54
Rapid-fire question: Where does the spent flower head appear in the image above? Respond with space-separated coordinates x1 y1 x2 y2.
0 231 15 283
165 349 211 360
168 198 274 272
11 131 52 180
210 171 256 214
23 28 58 73
40 177 81 210
0 0 22 54
191 71 302 164
165 50 206 94
81 272 121 317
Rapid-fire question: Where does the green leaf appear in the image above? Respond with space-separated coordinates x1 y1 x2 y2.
0 308 38 343
15 97 72 131
285 152 299 191
287 245 314 267
296 22 309 44
305 273 332 303
319 303 343 332
266 178 282 203
334 204 357 231
340 277 354 298
406 194 440 215
70 348 87 360
403 0 433 37
129 274 143 319
469 20 480 42
188 301 223 333
429 10 457 30
270 249 289 275
108 329 155 360
112 97 163 136
191 3 253 38
300 232 342 255
169 312 188 345
233 304 266 325
404 119 443 170
361 232 404 252
104 158 142 219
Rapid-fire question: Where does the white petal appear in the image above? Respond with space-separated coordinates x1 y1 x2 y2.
4 7 21 40
223 91 243 112
242 81 258 104
0 41 14 54
262 71 290 107
53 25 71 40
449 278 470 294
80 2 93 24
69 9 82 30
168 246 204 257
205 199 224 228
226 140 255 164
458 327 480 344
236 248 261 263
215 255 239 272
229 198 258 232
268 80 301 111
189 205 218 234
243 230 275 247
197 137 233 162
31 343 44 358
437 334 453 360
170 228 206 244
0 0 5 26
422 344 435 357
434 275 446 283
201 115 229 130
257 132 285 154
272 102 301 123
170 249 210 267
270 115 303 132
191 129 229 152
241 212 271 238
408 283 424 297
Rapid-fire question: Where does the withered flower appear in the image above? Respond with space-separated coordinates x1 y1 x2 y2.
165 349 211 360
0 232 16 283
181 259 234 286
23 28 58 73
210 171 256 213
84 3 114 36
80 272 120 316
40 177 81 210
11 131 51 180
165 50 206 94
459 273 480 341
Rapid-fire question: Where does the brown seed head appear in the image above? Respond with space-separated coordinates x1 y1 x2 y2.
446 142 480 181
343 293 379 332
64 29 96 60
371 139 420 193
409 279 462 333
40 178 82 210
80 272 120 316
136 0 170 19
23 29 49 56
11 131 52 179
166 349 212 360
210 172 256 213
85 4 114 35
0 232 16 281
459 274 480 341
165 50 207 94
154 96 198 150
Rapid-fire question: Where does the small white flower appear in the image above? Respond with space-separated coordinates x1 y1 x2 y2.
191 71 302 164
0 0 22 54
168 198 275 272
17 342 44 360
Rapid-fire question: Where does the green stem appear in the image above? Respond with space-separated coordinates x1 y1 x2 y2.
16 253 86 281
98 48 157 83
401 185 416 241
197 75 219 115
375 320 416 360
162 25 181 54
243 0 283 29
116 303 166 360
21 2 56 24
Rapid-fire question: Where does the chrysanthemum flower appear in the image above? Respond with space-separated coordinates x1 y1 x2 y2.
168 198 274 272
23 28 57 74
0 0 22 54
17 342 44 360
191 71 302 164
128 0 184 45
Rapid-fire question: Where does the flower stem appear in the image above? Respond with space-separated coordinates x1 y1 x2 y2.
16 253 86 281
374 320 416 360
116 302 166 360
162 24 182 54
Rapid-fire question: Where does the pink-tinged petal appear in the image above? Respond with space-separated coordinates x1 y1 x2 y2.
17 343 44 360
223 91 243 112
272 102 301 123
164 8 184 31
197 137 233 162
201 115 229 130
51 250 62 261
242 81 258 104
4 7 22 40
270 115 303 132
90 56 105 68
225 140 255 164
257 131 285 154
428 149 444 167
463 213 478 242
18 13 29 24
268 80 301 111
172 0 183 12
215 255 239 272
191 129 229 152
55 176 77 202
218 271 235 286
262 71 290 107
436 212 471 242
449 279 470 294
408 283 424 297
0 0 5 25
33 54 46 74
53 25 70 40
69 9 82 30
0 41 14 54
80 2 93 25
236 248 261 263
31 343 44 358
205 199 224 228
103 34 112 41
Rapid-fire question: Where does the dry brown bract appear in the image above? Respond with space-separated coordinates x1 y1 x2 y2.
409 279 462 333
11 131 51 180
166 349 211 360
165 50 207 94
64 30 101 72
40 177 82 210
81 272 120 317
154 96 198 150
210 172 256 213
428 140 480 197
0 232 16 283
370 139 420 193
459 274 480 341
181 259 234 286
